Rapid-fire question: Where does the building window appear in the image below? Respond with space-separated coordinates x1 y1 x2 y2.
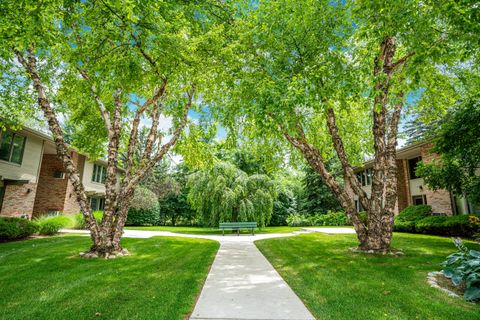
356 169 373 187
0 131 26 165
408 156 422 179
92 164 107 184
412 195 427 205
90 197 105 211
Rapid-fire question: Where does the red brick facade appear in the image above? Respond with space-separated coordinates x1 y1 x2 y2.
1 183 37 218
32 152 85 217
420 144 454 215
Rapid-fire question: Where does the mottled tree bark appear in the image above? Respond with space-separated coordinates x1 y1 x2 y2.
15 47 193 258
277 36 414 253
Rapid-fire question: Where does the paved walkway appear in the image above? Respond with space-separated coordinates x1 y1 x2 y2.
190 240 315 320
61 229 316 319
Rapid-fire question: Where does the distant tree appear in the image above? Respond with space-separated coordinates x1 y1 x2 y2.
271 173 302 226
300 166 342 215
187 161 276 227
417 99 480 206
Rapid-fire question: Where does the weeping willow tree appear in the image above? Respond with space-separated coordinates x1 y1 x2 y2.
187 162 276 227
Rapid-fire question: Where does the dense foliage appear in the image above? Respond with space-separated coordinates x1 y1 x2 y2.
442 238 480 302
417 100 480 207
0 218 37 241
300 166 342 214
286 211 348 227
394 205 433 233
126 187 160 226
35 215 73 235
188 161 276 227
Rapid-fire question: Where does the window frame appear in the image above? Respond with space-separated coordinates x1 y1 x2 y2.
91 164 107 184
0 131 26 165
408 156 422 180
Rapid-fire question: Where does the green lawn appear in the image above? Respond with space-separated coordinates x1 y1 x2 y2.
0 235 219 320
124 225 304 234
256 233 480 320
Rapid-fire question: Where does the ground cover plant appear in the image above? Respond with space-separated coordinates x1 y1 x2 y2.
256 232 480 320
442 238 480 302
0 235 218 320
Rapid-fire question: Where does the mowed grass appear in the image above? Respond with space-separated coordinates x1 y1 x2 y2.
124 225 304 234
0 235 219 320
256 233 480 320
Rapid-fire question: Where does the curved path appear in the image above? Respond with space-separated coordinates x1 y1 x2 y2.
61 229 316 320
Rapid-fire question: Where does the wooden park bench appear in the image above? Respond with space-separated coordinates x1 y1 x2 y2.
219 222 257 236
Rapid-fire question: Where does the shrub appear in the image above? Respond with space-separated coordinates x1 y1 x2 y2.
126 187 159 226
394 205 432 232
416 214 480 237
286 211 348 227
126 207 160 226
35 215 73 235
0 217 38 241
442 238 480 302
72 211 104 229
286 214 309 226
315 211 348 226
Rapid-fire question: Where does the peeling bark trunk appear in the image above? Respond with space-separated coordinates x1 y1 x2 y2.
277 36 413 253
15 46 193 258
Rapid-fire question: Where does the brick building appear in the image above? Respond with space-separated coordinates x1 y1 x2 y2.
352 141 479 215
0 127 123 219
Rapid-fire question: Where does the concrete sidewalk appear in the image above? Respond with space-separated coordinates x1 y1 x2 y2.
61 228 316 319
189 241 315 320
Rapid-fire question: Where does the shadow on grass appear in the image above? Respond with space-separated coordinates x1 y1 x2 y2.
256 232 480 320
0 235 219 320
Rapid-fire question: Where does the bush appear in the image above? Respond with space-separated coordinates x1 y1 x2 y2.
126 207 160 226
394 205 432 232
286 214 309 226
415 214 480 237
72 211 103 229
442 238 480 301
314 211 348 226
0 217 38 241
286 211 348 227
35 215 73 235
126 187 159 226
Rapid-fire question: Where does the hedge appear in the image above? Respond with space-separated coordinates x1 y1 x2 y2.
0 217 38 241
286 211 348 227
415 214 480 237
394 205 432 232
126 207 160 226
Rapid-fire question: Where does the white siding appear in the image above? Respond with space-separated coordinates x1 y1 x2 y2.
0 132 43 183
82 160 122 195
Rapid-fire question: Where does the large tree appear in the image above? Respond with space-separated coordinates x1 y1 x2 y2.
213 0 472 252
1 0 229 257
187 161 276 227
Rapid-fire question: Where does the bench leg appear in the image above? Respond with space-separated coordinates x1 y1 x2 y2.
252 228 254 236
237 228 240 236
222 229 224 236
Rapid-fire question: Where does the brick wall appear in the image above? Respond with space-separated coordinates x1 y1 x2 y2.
32 154 69 217
1 183 37 218
32 151 85 217
396 159 409 213
420 144 454 215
